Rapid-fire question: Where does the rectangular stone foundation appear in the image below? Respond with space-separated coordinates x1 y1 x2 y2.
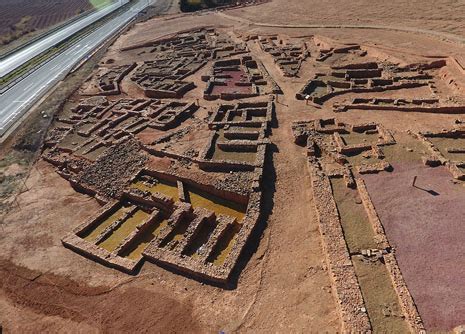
62 169 263 285
309 164 371 332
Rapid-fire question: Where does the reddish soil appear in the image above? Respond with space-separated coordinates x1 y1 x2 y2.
227 0 465 38
0 0 93 45
0 259 200 333
363 163 465 331
211 70 253 95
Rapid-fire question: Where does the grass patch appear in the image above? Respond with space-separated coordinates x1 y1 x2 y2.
330 178 377 253
353 256 410 333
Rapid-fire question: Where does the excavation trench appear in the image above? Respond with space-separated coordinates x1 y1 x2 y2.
330 178 409 332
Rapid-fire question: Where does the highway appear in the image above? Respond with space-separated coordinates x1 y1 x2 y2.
0 0 153 137
0 0 129 78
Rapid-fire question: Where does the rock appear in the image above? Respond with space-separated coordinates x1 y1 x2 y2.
382 307 391 317
453 325 465 334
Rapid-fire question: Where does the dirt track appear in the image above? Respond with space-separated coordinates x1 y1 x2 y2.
226 0 465 38
218 11 465 47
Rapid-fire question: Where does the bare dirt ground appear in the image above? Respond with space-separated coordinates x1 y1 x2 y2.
363 163 465 331
4 0 465 332
226 0 465 39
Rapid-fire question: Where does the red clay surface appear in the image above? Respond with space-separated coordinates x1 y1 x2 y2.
211 69 252 95
363 162 465 331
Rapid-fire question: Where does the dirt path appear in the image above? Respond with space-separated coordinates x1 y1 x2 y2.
230 40 340 332
218 11 465 46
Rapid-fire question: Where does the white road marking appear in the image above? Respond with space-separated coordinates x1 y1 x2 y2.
0 1 125 77
23 83 33 91
0 0 153 136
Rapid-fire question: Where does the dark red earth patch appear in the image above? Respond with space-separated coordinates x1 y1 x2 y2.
363 162 465 331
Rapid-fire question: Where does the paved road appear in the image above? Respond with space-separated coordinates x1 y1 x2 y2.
0 1 128 78
0 0 153 137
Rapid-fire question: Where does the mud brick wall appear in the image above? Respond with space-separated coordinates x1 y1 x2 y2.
198 159 257 172
332 62 379 70
115 209 162 256
142 81 195 99
62 233 141 273
418 131 465 180
356 161 392 174
308 163 371 332
216 140 260 151
93 206 139 244
123 190 174 214
141 169 249 205
62 200 143 273
97 63 136 96
219 91 259 101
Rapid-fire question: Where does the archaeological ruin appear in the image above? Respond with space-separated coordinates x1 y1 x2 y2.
41 25 465 327
6 10 465 332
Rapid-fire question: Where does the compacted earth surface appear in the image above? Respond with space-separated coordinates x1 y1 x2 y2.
3 0 465 332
